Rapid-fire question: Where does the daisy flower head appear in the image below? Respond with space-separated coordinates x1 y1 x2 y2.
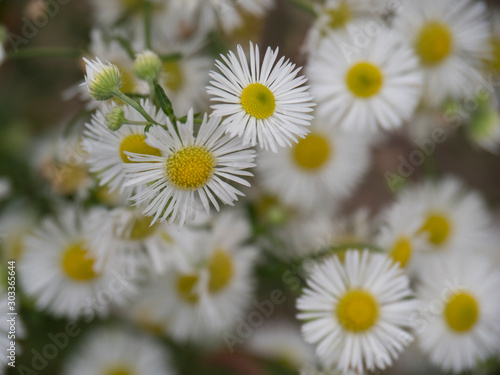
82 57 122 101
304 0 376 54
19 207 137 320
394 0 491 106
207 42 315 152
309 27 422 132
125 110 256 226
415 253 500 372
63 327 175 375
396 177 490 256
297 250 416 373
375 197 428 273
145 210 257 342
82 99 167 200
257 123 370 213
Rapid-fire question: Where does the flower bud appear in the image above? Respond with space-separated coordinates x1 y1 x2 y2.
106 107 126 131
83 57 121 101
133 50 161 82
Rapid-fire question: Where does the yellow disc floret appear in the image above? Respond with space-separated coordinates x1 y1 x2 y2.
293 133 331 170
119 134 161 163
166 146 216 190
241 83 276 119
177 274 199 303
62 242 97 281
336 289 379 332
208 249 234 293
419 212 452 245
390 236 412 267
106 368 133 375
346 62 383 98
445 292 479 332
327 2 352 30
415 21 453 66
163 60 184 92
128 215 159 240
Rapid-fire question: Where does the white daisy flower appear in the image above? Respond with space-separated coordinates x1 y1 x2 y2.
415 253 500 373
161 55 212 115
375 197 428 274
297 250 416 373
257 123 370 213
207 42 315 152
63 327 175 375
396 177 491 256
169 0 274 34
304 0 376 54
86 206 198 274
309 27 422 132
394 0 491 106
82 99 167 200
19 207 136 320
124 110 256 226
245 321 315 370
0 202 37 262
145 210 257 342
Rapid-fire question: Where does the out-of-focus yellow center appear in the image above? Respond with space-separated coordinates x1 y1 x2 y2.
115 63 135 95
163 60 184 92
419 212 452 245
119 134 161 163
346 62 383 98
487 37 500 73
292 133 331 170
129 215 159 240
415 21 453 66
62 242 97 281
241 83 276 119
105 368 133 375
390 236 412 267
166 146 216 190
177 274 199 303
445 292 479 332
327 2 352 29
336 289 379 332
208 249 234 293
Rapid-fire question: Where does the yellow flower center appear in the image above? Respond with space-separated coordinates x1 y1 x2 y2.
415 21 453 66
487 37 500 73
163 60 184 92
292 133 331 170
177 274 199 303
128 215 159 240
241 83 276 119
419 212 452 246
62 242 97 281
114 63 135 98
166 146 216 190
346 62 383 98
119 134 161 163
208 249 234 293
106 368 133 375
336 289 379 332
445 292 479 332
390 236 412 267
327 2 351 29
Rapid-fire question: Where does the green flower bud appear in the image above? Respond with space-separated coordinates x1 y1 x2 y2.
133 50 161 82
106 107 126 131
83 57 121 101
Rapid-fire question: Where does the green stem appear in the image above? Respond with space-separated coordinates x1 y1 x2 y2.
160 52 182 62
112 90 159 125
6 48 81 59
285 0 317 17
143 0 153 50
124 119 151 126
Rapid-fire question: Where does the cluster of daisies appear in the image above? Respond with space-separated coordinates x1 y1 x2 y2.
2 0 500 374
